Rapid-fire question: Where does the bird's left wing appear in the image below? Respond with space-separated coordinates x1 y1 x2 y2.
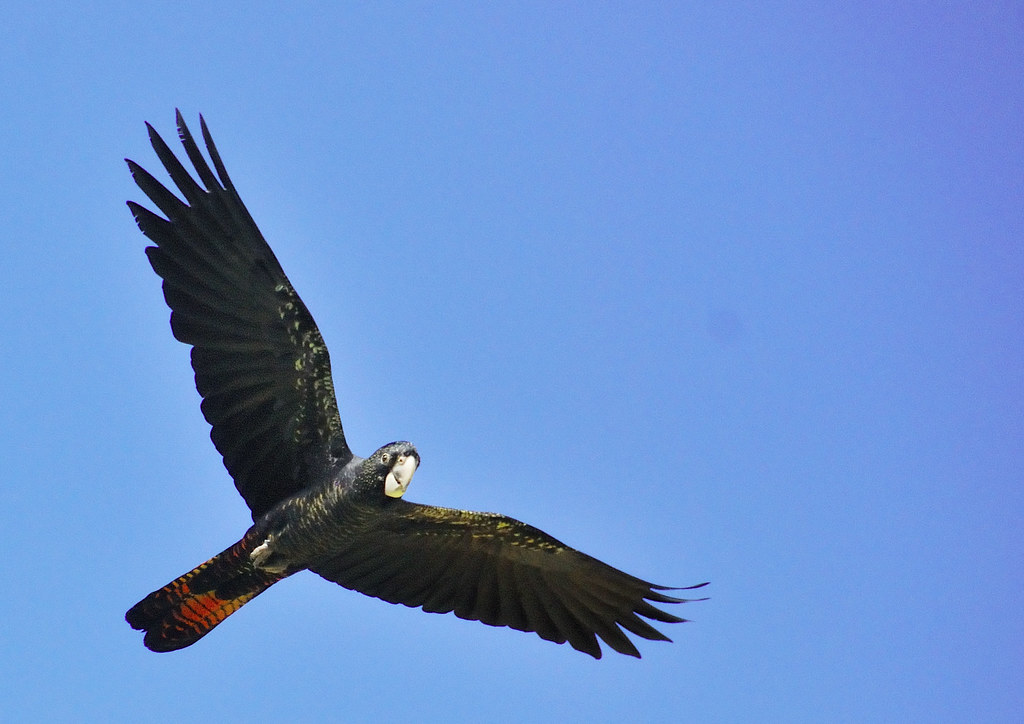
127 111 353 519
310 500 706 658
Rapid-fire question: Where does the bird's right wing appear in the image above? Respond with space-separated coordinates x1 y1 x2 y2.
127 112 353 519
310 500 706 658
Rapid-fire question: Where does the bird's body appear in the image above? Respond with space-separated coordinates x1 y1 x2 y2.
125 111 705 658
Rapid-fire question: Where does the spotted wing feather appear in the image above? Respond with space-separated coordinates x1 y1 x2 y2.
311 500 707 658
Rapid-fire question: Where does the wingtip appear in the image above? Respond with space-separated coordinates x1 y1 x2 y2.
645 581 709 605
198 114 213 144
651 581 710 592
124 158 142 179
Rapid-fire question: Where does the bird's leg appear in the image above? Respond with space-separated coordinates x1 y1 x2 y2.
250 534 289 573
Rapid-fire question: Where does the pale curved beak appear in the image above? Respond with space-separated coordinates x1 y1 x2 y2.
384 454 418 498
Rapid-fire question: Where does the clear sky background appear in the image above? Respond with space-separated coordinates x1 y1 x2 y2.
3 3 1021 722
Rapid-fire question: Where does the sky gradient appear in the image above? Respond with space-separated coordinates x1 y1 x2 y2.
3 3 1022 721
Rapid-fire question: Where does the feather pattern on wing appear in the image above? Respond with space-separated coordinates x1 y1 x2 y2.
127 111 352 518
311 500 708 658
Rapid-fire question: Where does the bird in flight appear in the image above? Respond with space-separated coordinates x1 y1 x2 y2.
124 111 706 658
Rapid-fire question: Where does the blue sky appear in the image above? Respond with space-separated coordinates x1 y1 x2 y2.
3 2 1021 721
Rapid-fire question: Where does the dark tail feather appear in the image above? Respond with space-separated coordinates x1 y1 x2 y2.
126 530 284 652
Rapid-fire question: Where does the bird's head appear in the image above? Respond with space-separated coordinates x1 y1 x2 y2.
363 441 420 499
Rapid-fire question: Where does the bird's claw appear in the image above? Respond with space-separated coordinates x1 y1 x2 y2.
250 537 287 573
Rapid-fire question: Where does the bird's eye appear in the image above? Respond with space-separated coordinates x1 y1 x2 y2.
379 452 390 464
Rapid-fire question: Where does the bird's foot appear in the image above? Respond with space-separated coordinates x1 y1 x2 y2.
250 536 288 573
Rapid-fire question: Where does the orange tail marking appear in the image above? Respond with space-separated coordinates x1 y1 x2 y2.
127 531 285 652
158 588 262 644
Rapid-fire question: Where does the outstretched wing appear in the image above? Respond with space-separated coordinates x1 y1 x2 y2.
127 111 352 519
311 500 707 658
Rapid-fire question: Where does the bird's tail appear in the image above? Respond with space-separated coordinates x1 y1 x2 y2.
126 529 285 652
